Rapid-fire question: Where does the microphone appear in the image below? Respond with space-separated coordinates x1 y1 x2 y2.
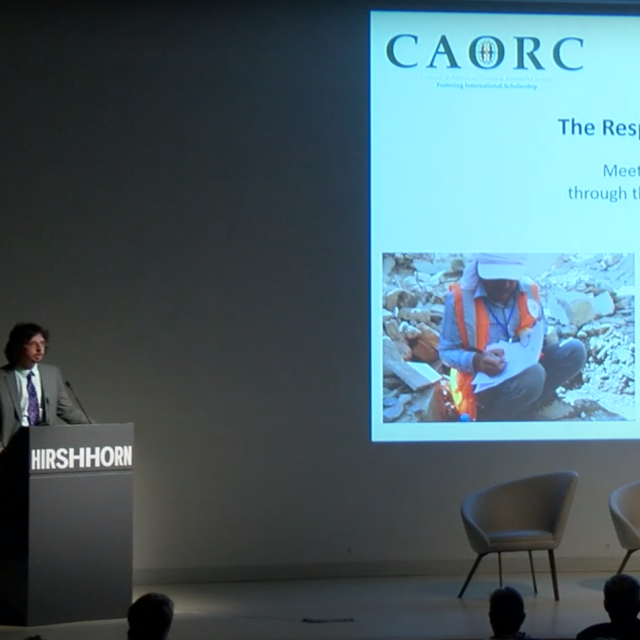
41 397 51 425
65 381 93 424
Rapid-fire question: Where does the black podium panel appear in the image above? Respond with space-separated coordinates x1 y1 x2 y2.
0 423 133 626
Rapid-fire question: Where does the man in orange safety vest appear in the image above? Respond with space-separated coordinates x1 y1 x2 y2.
438 254 587 421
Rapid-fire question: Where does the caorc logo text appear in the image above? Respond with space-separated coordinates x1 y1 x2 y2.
386 34 583 71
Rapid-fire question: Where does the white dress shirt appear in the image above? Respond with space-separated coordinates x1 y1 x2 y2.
15 364 43 426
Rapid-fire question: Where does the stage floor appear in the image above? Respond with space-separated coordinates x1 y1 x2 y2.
0 572 621 640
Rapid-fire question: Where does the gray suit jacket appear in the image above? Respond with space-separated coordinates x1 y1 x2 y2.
0 363 88 447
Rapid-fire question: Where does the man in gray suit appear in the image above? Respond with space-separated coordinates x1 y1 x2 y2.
0 323 87 449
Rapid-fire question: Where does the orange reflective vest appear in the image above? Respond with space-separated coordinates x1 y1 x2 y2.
448 281 541 420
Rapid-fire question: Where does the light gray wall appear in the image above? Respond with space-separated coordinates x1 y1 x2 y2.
0 2 638 583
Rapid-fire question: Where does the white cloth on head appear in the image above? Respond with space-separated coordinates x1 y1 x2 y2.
459 259 480 291
459 253 527 290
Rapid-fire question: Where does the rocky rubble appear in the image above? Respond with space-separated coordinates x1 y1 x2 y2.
382 253 635 422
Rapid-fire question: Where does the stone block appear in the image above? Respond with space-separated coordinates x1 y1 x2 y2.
593 291 615 317
549 291 596 328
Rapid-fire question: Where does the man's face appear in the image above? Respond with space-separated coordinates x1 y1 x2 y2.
21 333 46 368
482 278 517 304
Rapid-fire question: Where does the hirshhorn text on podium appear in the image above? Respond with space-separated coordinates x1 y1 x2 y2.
30 445 132 471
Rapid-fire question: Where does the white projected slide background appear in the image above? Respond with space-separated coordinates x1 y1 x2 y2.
370 11 638 441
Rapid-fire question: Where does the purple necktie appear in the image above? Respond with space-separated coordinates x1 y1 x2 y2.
27 372 39 426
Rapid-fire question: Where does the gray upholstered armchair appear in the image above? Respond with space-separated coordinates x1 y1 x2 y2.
609 480 640 574
459 470 579 601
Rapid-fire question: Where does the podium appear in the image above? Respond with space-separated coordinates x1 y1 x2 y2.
0 423 134 626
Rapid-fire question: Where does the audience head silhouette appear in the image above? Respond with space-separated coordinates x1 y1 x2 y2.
127 593 174 640
489 586 526 638
604 573 640 622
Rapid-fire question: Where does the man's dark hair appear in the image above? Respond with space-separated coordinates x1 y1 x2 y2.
488 586 526 636
127 593 174 640
4 323 49 367
604 573 640 622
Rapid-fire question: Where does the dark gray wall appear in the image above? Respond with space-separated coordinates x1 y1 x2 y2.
1 2 638 581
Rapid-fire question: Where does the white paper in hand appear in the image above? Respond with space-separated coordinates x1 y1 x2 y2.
472 321 544 393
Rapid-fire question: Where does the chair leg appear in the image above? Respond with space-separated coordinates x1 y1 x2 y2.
528 550 538 594
548 549 559 601
618 550 635 574
458 553 487 598
498 552 503 587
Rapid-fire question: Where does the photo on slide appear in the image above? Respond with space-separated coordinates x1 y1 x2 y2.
382 253 635 423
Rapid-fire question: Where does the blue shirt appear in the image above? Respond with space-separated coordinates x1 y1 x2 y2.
439 282 545 373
